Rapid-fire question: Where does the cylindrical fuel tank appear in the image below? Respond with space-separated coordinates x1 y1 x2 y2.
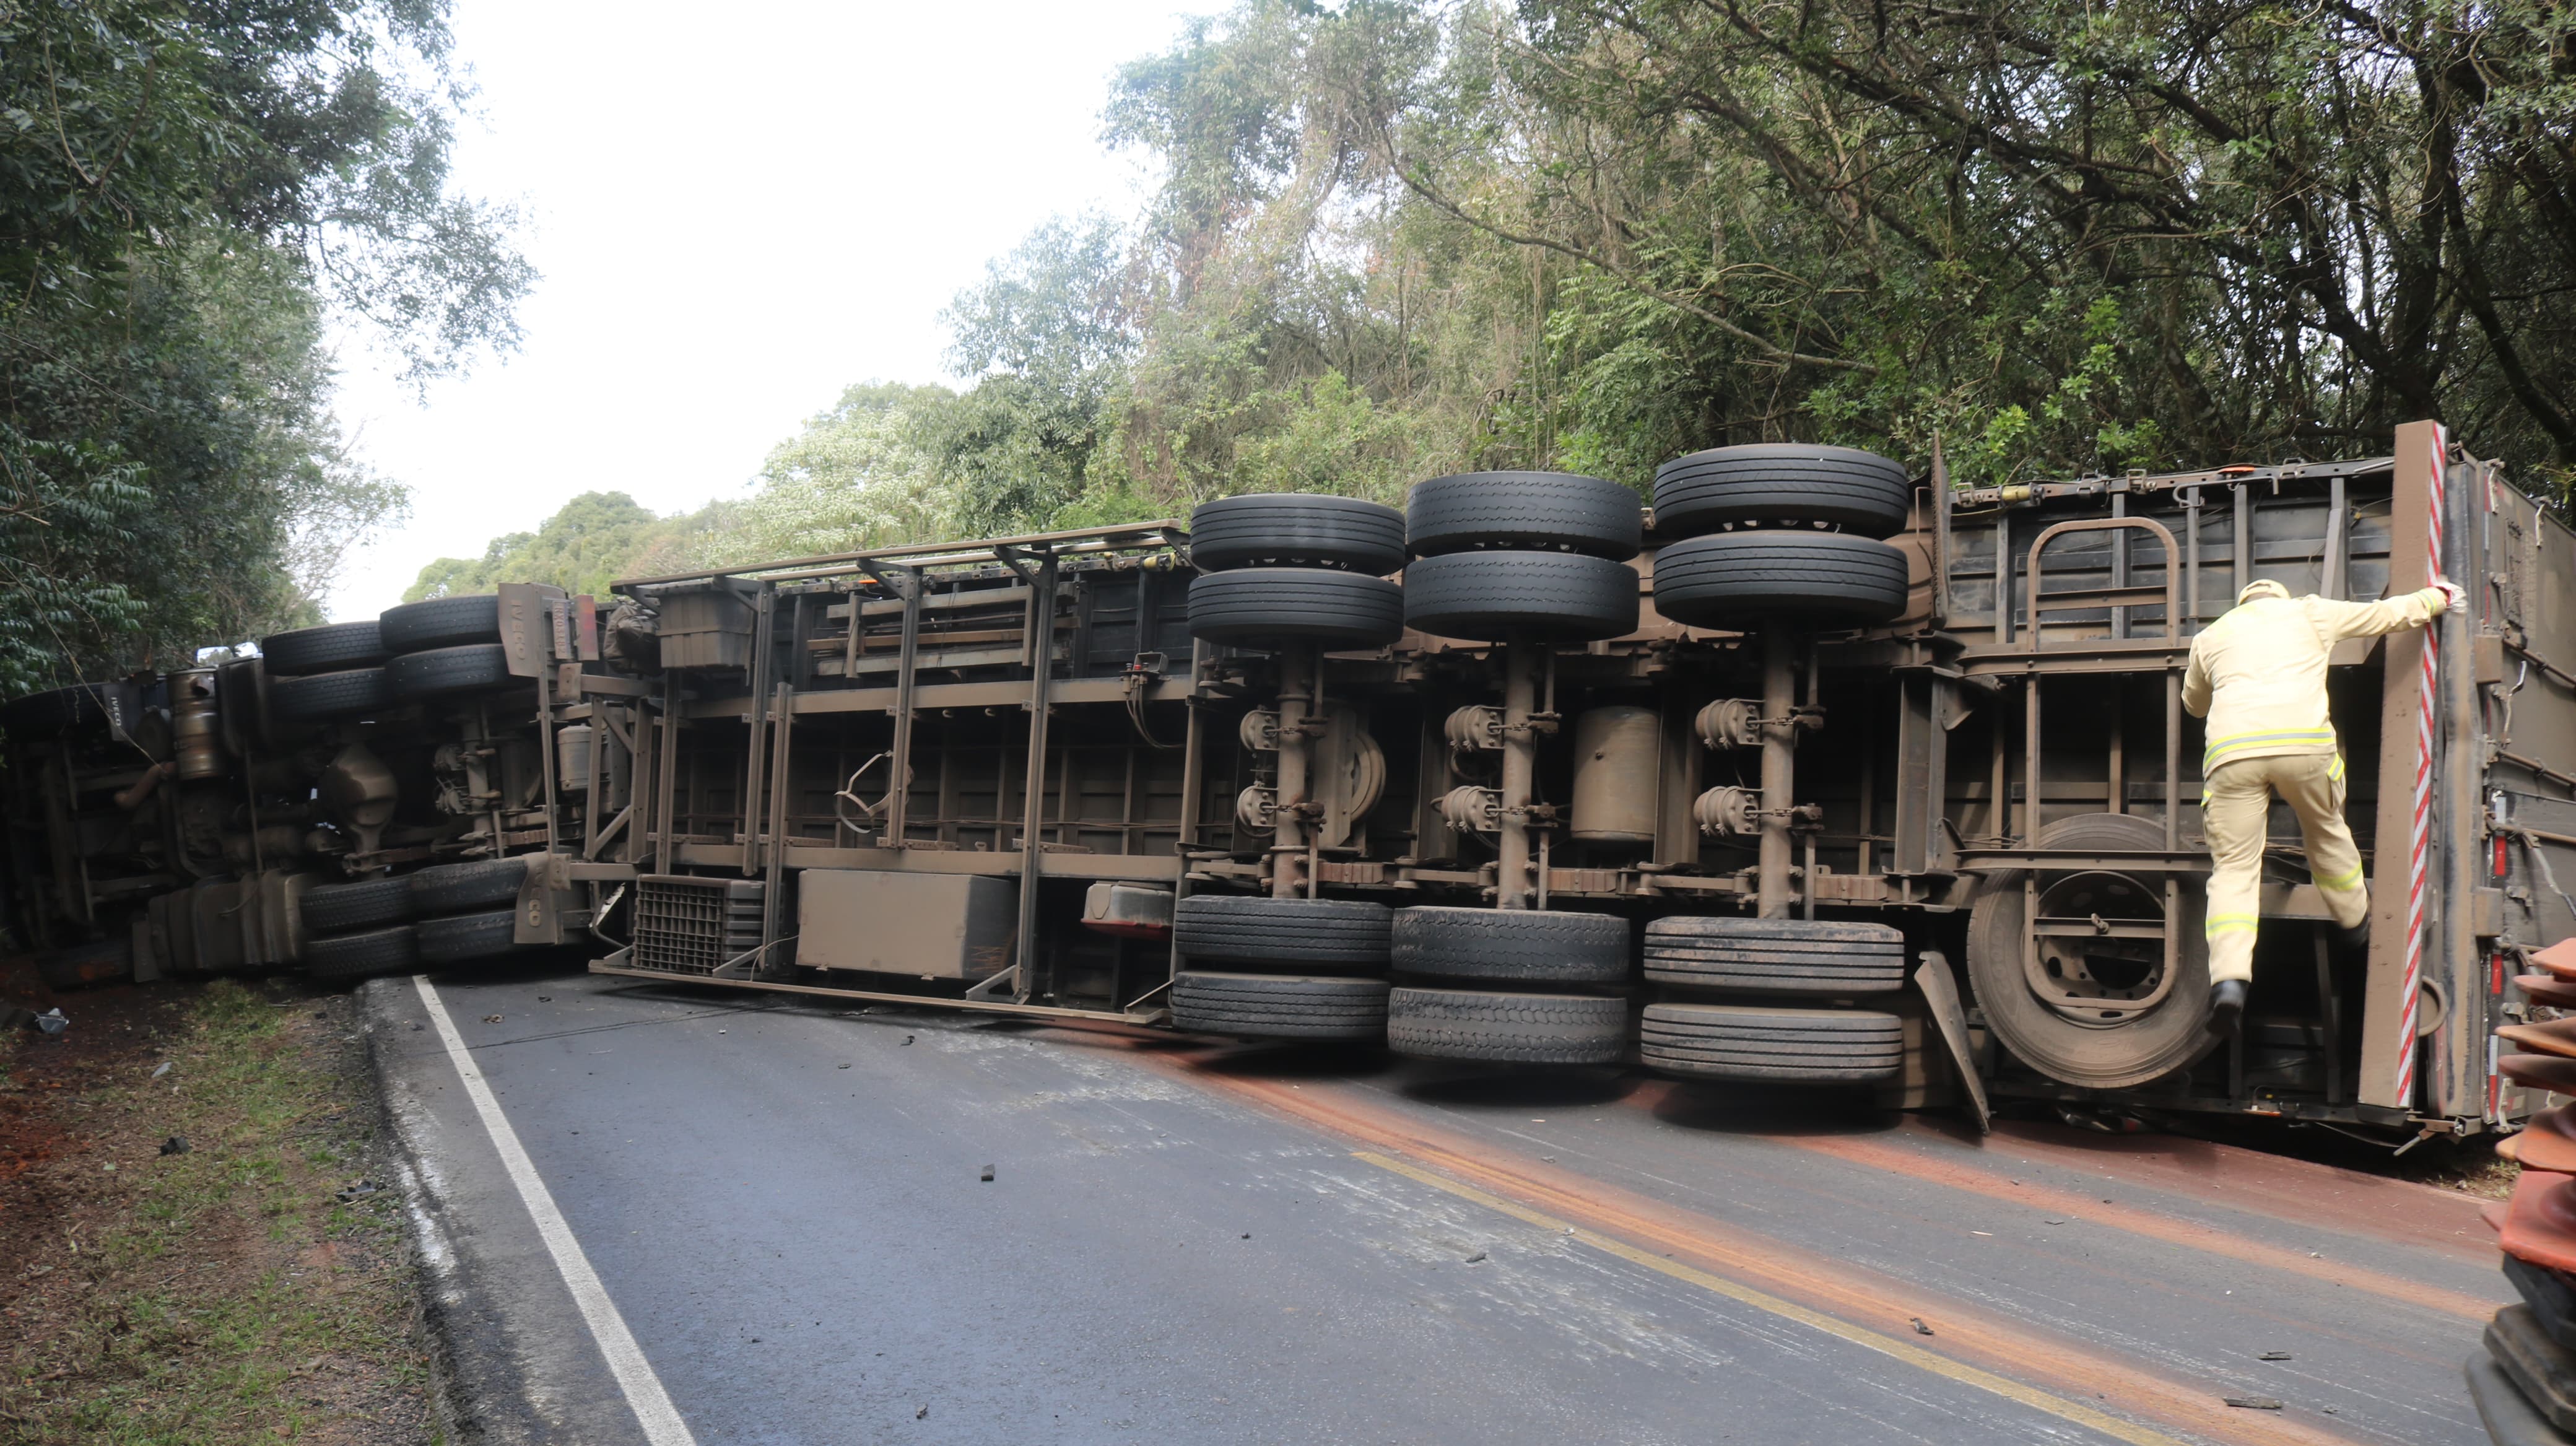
1570 705 1658 845
170 669 225 780
557 723 593 791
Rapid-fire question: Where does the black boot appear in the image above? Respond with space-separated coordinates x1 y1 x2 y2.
2205 978 2248 1037
2336 919 2372 954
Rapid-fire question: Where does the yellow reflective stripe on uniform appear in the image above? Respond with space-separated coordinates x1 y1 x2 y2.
2315 861 2365 891
2202 729 2339 770
2327 754 2346 783
2204 913 2261 937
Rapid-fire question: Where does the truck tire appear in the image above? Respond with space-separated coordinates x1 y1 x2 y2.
1651 531 1909 627
1400 551 1638 643
380 594 502 652
1174 895 1392 969
1639 1003 1903 1083
1190 495 1406 575
1652 445 1912 539
410 856 529 917
1965 812 2217 1091
1188 569 1404 648
1643 917 1906 994
269 667 394 722
1 682 126 734
301 876 414 933
1392 907 1629 985
388 643 515 699
1386 987 1627 1064
1170 972 1389 1040
1406 471 1641 560
259 621 387 676
417 908 524 965
305 925 420 982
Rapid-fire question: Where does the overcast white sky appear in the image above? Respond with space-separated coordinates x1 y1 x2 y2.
323 0 1205 622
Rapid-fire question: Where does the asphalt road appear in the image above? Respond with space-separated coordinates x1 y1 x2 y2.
366 964 2510 1446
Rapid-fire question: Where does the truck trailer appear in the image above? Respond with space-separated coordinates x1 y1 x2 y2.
9 419 2570 1144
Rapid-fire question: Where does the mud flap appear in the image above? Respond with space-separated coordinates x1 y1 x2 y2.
1915 949 1991 1135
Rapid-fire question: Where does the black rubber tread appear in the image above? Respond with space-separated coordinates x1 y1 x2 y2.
304 925 420 982
387 643 516 699
259 620 388 676
1399 551 1638 643
1 682 132 734
409 855 529 916
1966 812 2217 1091
1642 916 1907 994
300 876 415 933
380 593 503 652
1639 1003 1904 1083
1406 472 1642 560
268 666 394 721
1187 569 1404 648
2488 1305 2576 1435
2505 1255 2576 1351
1652 445 1913 540
1391 906 1629 985
2468 1349 2576 1446
416 908 524 965
1651 531 1910 627
1173 895 1393 968
1169 972 1391 1040
1386 987 1628 1064
1188 495 1407 575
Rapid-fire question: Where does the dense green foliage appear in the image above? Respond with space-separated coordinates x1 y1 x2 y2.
2 0 526 692
429 0 2576 593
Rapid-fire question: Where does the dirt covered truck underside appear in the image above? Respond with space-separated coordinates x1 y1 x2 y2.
9 420 2572 1143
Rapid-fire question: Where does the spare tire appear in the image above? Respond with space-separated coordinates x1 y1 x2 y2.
1406 473 1642 560
1188 569 1404 648
305 925 421 982
269 667 394 722
1653 445 1912 539
1965 812 2216 1091
302 876 415 933
1401 551 1638 643
1651 531 1908 627
410 856 529 917
1174 895 1392 970
388 643 515 700
417 908 524 965
1170 972 1390 1040
1190 495 1406 575
1386 988 1627 1064
380 594 502 653
1638 1003 1902 1083
259 621 388 676
1392 907 1629 985
1643 916 1906 995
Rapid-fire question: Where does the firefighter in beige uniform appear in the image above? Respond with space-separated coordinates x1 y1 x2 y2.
2182 576 2460 1034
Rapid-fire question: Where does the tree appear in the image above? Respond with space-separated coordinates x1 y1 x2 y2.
1 0 529 694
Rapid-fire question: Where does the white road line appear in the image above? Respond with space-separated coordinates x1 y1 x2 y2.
415 976 698 1446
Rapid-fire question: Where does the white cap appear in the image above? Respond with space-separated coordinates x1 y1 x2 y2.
2237 579 2290 604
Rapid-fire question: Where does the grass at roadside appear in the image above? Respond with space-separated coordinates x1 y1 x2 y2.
0 975 436 1445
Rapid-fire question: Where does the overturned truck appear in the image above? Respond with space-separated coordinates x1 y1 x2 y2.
9 420 2570 1139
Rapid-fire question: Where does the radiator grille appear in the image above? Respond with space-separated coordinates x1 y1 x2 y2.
632 876 765 975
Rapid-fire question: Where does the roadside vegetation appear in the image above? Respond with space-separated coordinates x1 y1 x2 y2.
411 0 2576 595
0 973 433 1445
1 0 527 694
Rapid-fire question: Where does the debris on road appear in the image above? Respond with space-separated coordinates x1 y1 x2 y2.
159 1136 188 1156
2222 1395 2284 1409
2259 1351 2292 1361
149 1060 171 1080
482 1014 502 1024
1910 1318 1934 1336
336 1180 383 1203
915 1405 929 1419
980 1165 994 1182
1464 1251 1488 1264
31 1008 67 1035
902 1035 915 1046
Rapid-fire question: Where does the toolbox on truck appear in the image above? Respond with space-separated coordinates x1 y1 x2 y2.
796 870 1017 979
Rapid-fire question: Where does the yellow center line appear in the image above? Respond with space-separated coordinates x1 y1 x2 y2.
1354 1149 2190 1446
